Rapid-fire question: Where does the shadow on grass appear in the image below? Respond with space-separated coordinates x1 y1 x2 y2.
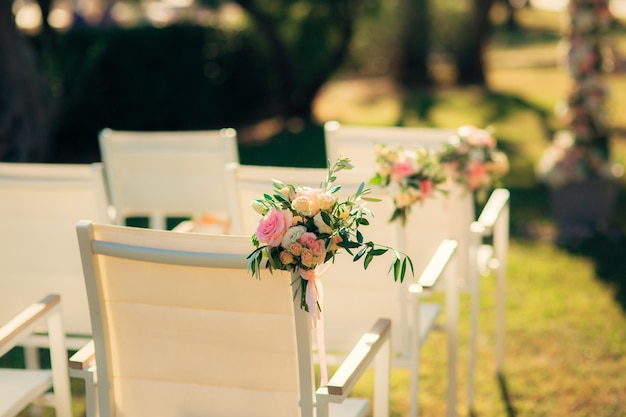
559 231 626 313
468 373 517 417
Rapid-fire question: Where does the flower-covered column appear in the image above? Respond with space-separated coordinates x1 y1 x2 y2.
561 0 613 160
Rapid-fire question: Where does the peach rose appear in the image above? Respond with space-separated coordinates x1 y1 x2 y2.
255 208 292 247
317 192 336 211
293 187 323 215
280 250 294 265
300 248 315 267
289 242 303 256
395 191 413 208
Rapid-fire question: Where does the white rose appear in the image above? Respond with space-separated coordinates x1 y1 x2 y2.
281 225 307 249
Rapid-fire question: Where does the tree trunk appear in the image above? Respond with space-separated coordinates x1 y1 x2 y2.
0 0 50 161
396 0 431 88
235 0 358 122
455 0 495 86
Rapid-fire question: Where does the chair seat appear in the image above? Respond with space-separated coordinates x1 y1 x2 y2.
0 368 52 417
329 398 369 417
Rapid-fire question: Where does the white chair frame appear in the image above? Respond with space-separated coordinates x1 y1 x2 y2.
0 294 71 417
324 120 511 409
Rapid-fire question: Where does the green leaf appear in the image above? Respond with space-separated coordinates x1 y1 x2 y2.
364 251 374 269
353 246 367 262
370 248 388 256
393 259 401 282
356 230 364 244
321 211 333 226
361 196 382 202
356 182 365 198
328 185 342 194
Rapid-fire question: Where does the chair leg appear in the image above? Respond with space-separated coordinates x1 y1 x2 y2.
408 300 420 417
467 276 480 410
446 273 458 417
495 265 506 374
373 336 391 417
23 346 44 417
48 314 72 417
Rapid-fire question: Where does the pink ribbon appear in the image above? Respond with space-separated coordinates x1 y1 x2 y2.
300 264 330 386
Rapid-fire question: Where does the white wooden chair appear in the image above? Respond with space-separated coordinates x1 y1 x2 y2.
0 294 72 417
72 220 391 417
0 162 112 417
223 163 459 417
98 128 239 231
324 120 511 410
0 162 112 350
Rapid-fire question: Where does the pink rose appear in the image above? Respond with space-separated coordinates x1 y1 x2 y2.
465 162 489 190
298 232 326 256
420 180 433 199
391 160 416 183
255 208 293 247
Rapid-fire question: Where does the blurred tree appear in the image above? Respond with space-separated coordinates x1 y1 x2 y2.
0 0 50 161
205 0 362 123
395 0 431 87
455 0 496 85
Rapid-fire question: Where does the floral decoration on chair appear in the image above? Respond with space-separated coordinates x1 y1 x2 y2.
246 157 413 315
369 144 448 225
439 125 509 202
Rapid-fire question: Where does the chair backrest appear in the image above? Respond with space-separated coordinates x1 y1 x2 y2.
76 221 314 417
0 162 111 341
225 163 454 360
98 128 239 230
323 121 475 283
324 120 457 168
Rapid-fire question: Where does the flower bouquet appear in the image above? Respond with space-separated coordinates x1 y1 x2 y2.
246 158 413 315
535 130 617 189
369 144 448 225
439 125 509 202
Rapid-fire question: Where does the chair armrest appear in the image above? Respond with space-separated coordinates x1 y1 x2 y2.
0 294 60 357
474 188 510 235
409 239 458 293
70 340 96 371
317 318 391 399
